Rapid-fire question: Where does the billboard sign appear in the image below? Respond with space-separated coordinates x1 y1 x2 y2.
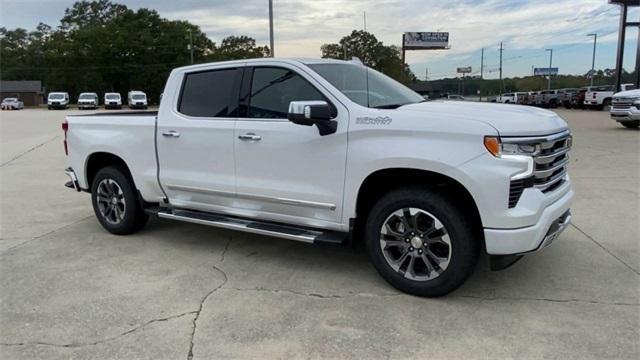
534 67 559 76
457 66 472 74
403 32 449 50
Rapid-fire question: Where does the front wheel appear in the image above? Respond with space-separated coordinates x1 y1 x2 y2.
364 187 479 297
91 166 148 235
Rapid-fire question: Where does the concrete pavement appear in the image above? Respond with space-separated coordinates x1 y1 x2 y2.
1 108 638 359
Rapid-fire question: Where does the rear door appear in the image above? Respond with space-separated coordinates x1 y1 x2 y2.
232 63 348 227
157 66 242 212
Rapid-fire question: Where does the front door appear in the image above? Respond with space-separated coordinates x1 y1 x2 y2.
233 64 348 227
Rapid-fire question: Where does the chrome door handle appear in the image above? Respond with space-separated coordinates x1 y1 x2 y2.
162 130 180 138
238 133 261 141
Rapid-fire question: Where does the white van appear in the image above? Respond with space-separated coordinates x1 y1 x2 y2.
48 92 70 110
127 91 148 109
77 92 99 110
104 93 122 109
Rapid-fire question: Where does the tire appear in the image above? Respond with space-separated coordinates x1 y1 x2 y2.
602 99 611 111
91 166 148 235
621 121 639 129
364 187 479 297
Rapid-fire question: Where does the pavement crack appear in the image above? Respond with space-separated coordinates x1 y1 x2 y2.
222 287 402 300
0 311 197 349
187 264 228 360
570 223 640 276
0 135 61 167
1 215 93 254
457 294 639 307
220 234 233 263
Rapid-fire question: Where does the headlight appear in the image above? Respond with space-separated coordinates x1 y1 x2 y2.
484 137 539 157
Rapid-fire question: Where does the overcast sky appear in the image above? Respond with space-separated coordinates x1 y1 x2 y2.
1 0 638 79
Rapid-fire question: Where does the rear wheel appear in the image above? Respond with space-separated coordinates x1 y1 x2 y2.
91 166 148 235
621 121 640 129
364 187 479 297
602 99 611 111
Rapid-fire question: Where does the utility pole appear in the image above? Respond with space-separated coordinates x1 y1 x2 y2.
425 67 428 81
363 11 367 32
188 30 194 64
480 48 484 101
587 33 597 86
546 48 553 90
499 42 503 94
269 0 275 57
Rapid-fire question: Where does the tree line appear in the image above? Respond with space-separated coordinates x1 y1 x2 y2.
0 0 270 103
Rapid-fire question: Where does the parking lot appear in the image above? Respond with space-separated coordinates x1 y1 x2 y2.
0 108 638 359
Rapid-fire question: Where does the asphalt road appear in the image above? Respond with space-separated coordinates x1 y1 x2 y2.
1 107 638 359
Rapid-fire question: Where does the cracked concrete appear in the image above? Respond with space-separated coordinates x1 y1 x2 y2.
1 109 639 359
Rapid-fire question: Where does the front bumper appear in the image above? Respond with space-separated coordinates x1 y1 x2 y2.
484 187 574 255
78 103 97 109
610 109 640 122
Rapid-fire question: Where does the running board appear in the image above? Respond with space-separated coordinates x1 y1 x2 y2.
156 209 347 245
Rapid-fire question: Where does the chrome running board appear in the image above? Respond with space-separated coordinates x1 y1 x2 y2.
155 209 347 245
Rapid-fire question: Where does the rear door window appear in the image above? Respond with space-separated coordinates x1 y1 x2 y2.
178 68 239 118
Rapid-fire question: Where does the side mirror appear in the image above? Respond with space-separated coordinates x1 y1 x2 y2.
288 101 337 136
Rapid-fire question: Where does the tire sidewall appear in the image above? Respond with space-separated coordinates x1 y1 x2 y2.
91 166 143 235
364 188 478 296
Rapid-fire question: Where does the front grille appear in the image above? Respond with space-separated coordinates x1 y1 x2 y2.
612 98 634 111
508 178 534 208
532 132 571 193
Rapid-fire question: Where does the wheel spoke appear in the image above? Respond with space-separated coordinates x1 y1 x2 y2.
379 207 452 282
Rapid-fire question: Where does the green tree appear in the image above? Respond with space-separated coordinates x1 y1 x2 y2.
321 30 415 82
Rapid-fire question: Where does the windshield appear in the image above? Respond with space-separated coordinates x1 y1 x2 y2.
106 94 120 100
3 98 17 102
132 94 146 100
79 94 95 99
308 63 424 109
49 94 65 100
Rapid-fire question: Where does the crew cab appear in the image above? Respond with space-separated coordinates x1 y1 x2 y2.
63 58 574 297
584 85 614 110
78 92 99 110
104 92 122 109
48 92 69 110
610 88 640 129
127 90 148 109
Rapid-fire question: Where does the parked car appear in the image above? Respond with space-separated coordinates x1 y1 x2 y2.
48 92 70 110
540 90 560 108
104 93 122 109
496 93 516 104
127 90 148 109
513 92 528 105
63 58 573 297
1 97 24 110
558 88 579 109
78 92 99 110
445 94 465 101
584 85 614 110
610 88 640 129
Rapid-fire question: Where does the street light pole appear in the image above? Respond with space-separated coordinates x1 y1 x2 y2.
268 0 275 57
546 48 553 90
587 33 597 86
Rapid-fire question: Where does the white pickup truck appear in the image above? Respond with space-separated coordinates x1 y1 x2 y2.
610 89 640 129
63 58 574 297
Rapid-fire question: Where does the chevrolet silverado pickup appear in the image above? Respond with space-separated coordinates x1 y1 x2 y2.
63 58 574 297
610 89 640 129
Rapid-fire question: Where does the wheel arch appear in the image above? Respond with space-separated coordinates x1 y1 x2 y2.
353 168 484 245
85 152 134 192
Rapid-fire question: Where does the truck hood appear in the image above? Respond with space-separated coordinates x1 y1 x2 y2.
613 89 640 98
399 101 568 136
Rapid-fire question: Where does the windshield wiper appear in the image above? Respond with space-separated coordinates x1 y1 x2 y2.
373 101 422 109
373 103 405 109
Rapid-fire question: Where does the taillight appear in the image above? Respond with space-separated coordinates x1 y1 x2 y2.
62 121 69 155
592 93 596 99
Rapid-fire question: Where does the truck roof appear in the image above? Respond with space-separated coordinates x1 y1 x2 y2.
173 57 355 72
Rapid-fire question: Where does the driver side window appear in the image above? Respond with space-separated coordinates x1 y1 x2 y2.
247 67 326 119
